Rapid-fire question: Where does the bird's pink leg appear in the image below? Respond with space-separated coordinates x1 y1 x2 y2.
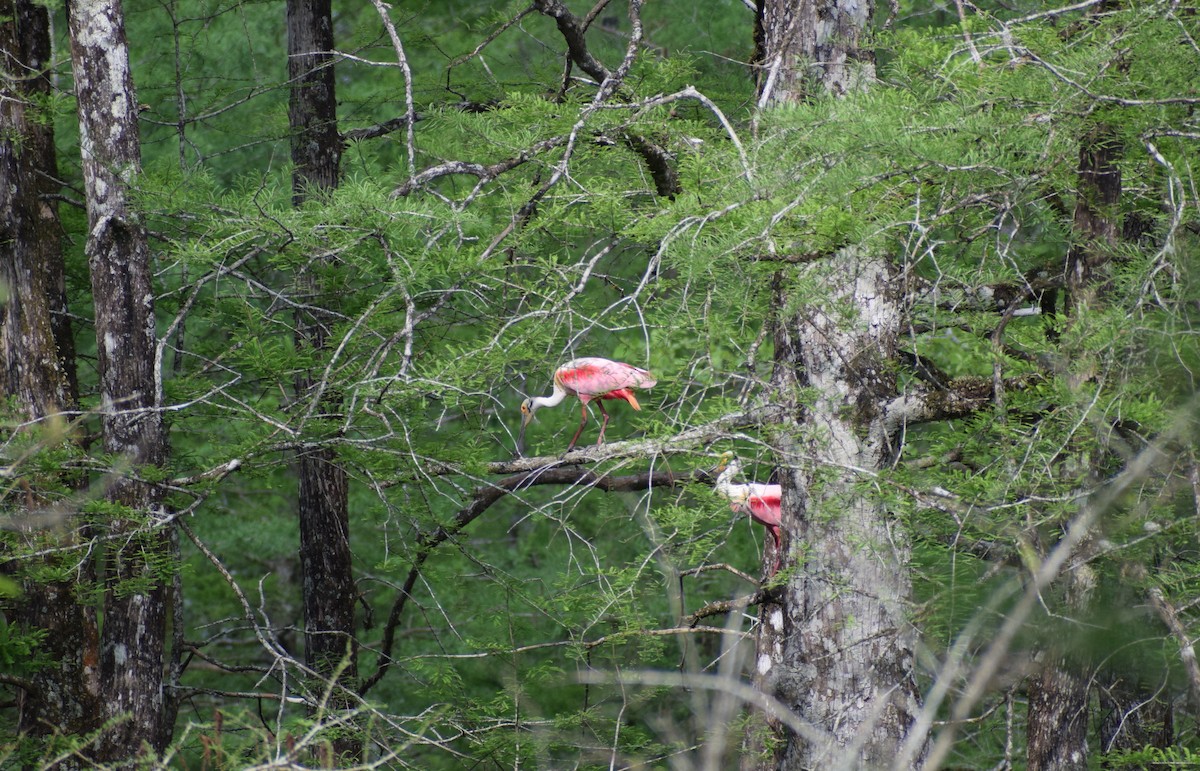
594 400 611 446
565 401 589 452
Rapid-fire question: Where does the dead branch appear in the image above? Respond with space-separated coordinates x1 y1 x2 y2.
533 0 612 84
1147 584 1200 709
390 136 570 197
360 464 721 695
684 586 783 627
883 378 993 432
473 404 784 475
680 562 757 585
622 132 681 198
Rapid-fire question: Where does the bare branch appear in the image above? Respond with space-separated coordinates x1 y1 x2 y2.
342 114 418 143
532 0 612 84
391 136 569 198
883 378 994 433
361 465 719 695
367 0 417 174
684 586 783 627
0 672 36 693
1147 585 1200 709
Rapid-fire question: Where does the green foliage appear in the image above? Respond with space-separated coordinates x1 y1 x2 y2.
1104 744 1200 769
0 617 46 669
5 0 1200 766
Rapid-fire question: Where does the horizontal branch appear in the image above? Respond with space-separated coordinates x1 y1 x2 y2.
884 379 993 432
428 404 784 478
684 586 783 627
0 672 35 693
906 269 1063 316
342 114 420 143
165 406 780 499
390 136 569 197
361 407 783 693
883 375 1041 434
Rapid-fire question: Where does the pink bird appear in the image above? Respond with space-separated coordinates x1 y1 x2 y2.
518 357 657 454
714 453 782 574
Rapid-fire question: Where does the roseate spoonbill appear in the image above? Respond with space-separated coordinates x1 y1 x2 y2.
714 453 782 574
517 357 657 455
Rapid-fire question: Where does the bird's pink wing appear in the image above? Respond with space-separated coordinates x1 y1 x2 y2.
557 358 657 396
747 485 782 528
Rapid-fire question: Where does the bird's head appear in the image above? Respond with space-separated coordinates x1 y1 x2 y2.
516 397 537 456
715 452 741 478
713 452 743 500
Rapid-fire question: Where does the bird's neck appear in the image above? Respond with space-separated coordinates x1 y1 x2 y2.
533 384 568 410
715 463 743 499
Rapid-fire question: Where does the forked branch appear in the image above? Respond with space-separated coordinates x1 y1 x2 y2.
361 465 722 695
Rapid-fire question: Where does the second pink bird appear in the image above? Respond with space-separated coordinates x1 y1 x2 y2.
715 454 783 575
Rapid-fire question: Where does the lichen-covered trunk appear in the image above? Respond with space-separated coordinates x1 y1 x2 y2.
287 0 357 759
754 0 874 103
770 250 923 769
1 0 101 745
67 0 174 759
754 0 924 768
1 0 74 417
1027 660 1090 771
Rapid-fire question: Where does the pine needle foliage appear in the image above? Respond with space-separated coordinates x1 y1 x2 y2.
2 0 1199 767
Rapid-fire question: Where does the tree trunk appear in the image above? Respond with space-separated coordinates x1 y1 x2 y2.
771 251 924 769
1 0 74 418
287 0 358 760
1 0 101 746
288 0 341 202
1098 674 1173 759
1028 654 1091 771
67 0 174 759
755 1 925 768
1026 125 1122 771
753 0 874 104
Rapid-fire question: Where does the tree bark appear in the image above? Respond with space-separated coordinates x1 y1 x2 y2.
67 0 174 759
287 0 358 760
1 0 101 746
770 250 924 769
754 0 874 104
1027 653 1091 771
755 1 924 767
1 0 74 418
288 0 341 202
1026 125 1122 771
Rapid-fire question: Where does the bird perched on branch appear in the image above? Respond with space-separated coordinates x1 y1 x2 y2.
517 357 657 455
714 452 782 575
